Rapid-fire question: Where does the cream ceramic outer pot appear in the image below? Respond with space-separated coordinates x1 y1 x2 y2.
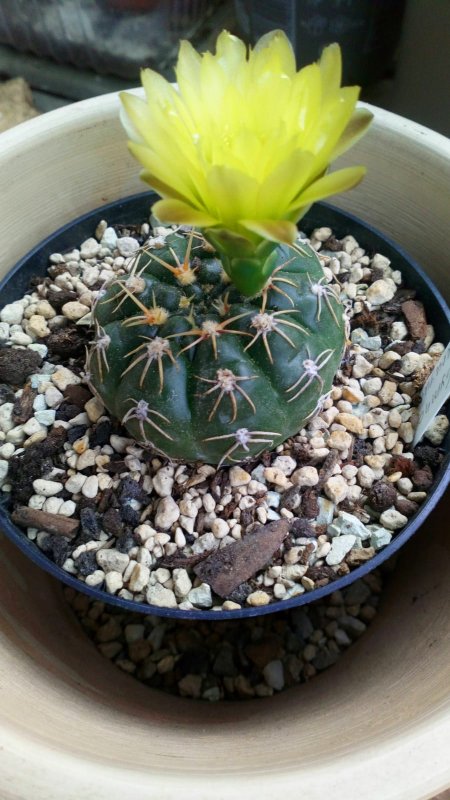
0 98 449 800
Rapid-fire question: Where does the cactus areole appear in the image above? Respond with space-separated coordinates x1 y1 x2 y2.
88 30 371 465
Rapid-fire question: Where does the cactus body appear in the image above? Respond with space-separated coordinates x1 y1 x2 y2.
89 229 346 465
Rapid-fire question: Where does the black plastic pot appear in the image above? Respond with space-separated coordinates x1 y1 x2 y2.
0 192 448 619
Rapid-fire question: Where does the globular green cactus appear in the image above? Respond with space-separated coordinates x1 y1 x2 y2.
88 228 346 465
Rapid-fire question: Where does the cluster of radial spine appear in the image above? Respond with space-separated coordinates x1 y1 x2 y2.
89 230 342 464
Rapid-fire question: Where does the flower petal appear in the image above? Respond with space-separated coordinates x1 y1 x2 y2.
152 199 219 227
257 150 315 214
319 43 342 102
290 166 366 210
330 108 374 160
205 165 259 221
252 30 296 78
240 218 298 245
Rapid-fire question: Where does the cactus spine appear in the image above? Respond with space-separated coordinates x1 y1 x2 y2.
89 227 346 466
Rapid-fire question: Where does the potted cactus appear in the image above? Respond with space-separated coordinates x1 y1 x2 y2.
89 30 373 466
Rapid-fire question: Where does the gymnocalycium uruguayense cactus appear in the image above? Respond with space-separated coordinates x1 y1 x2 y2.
88 30 372 466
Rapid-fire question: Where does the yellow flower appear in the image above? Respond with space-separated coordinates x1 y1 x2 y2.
121 30 372 295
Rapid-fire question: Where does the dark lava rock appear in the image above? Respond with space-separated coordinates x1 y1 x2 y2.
64 384 92 409
367 480 397 512
116 531 137 553
90 420 112 447
395 496 419 518
67 425 88 444
0 383 15 404
226 582 253 605
412 465 434 490
102 507 123 537
119 504 141 527
0 347 42 385
414 445 444 469
119 476 148 504
75 551 99 577
56 401 83 422
41 534 72 567
46 288 78 312
79 506 101 539
46 326 86 357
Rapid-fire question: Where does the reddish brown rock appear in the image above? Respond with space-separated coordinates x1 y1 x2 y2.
401 299 428 340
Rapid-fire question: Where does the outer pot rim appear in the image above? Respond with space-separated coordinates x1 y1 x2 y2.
0 193 449 620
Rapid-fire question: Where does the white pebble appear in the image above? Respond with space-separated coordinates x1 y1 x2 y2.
271 456 297 476
155 496 180 530
80 237 101 259
0 301 24 324
146 583 177 608
105 571 123 594
211 518 229 539
379 507 408 530
42 497 63 514
65 473 87 494
326 534 356 565
85 396 105 422
35 409 56 426
32 479 63 497
85 571 106 587
59 500 76 516
188 583 212 608
52 367 81 391
0 459 8 485
366 278 396 306
229 466 252 486
97 549 130 574
425 415 449 445
173 568 192 599
81 475 98 498
117 236 139 257
352 355 373 379
128 563 150 592
153 466 174 497
324 475 348 504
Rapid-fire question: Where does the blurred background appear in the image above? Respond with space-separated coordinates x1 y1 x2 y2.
0 0 448 136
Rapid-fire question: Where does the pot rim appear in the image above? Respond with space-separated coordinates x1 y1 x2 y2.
0 193 449 620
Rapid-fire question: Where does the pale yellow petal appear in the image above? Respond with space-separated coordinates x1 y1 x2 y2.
152 199 218 227
205 165 259 221
240 219 297 245
252 30 296 78
215 30 247 74
256 150 315 215
290 166 366 209
128 141 201 205
329 108 374 160
319 43 342 102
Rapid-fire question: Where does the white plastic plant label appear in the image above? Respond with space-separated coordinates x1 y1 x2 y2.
413 342 450 446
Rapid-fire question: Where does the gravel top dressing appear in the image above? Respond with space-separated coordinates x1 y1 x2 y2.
65 568 384 700
0 218 448 613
